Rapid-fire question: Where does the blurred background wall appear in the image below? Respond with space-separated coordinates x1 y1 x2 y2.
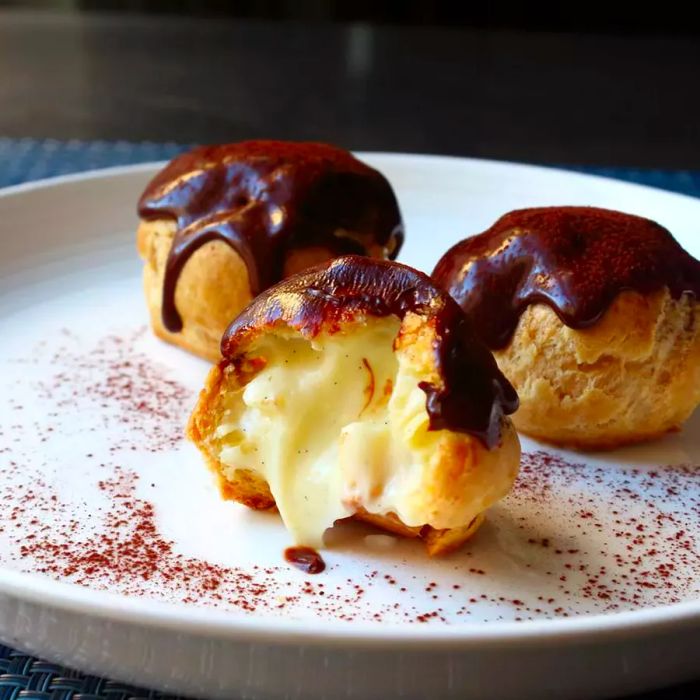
2 1 700 33
1 1 699 167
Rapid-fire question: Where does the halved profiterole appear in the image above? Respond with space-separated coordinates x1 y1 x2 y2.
188 255 520 557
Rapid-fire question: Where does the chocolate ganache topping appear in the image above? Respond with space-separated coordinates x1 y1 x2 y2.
433 206 700 350
284 546 326 574
138 141 404 332
221 255 518 450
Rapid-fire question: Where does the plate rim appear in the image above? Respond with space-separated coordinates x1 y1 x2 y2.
1 566 699 649
1 154 698 650
1 152 699 208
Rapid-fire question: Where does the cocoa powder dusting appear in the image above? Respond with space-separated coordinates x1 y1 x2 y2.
1 326 699 623
31 327 191 452
433 206 700 349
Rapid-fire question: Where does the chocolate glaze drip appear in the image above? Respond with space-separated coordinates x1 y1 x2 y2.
284 546 326 574
137 141 404 332
221 255 518 449
433 207 700 350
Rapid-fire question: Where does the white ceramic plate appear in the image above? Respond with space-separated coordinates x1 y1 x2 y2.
0 155 698 700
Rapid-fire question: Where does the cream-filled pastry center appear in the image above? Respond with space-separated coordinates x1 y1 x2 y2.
214 316 515 546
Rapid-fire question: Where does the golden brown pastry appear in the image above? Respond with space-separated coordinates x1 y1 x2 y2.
433 206 700 449
188 256 520 555
137 140 404 362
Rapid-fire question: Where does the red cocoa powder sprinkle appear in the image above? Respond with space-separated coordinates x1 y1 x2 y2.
502 451 700 613
1 328 699 624
31 328 191 452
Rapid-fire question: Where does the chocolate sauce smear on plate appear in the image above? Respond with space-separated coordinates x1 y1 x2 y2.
221 255 518 449
138 141 404 332
285 546 326 574
433 207 700 349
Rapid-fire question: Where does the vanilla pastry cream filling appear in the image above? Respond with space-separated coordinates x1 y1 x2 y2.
215 317 516 547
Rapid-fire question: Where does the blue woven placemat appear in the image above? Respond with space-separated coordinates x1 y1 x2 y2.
1 137 700 199
0 139 189 188
0 138 698 700
0 644 185 700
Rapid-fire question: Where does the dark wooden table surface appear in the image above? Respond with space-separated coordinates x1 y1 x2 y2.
0 8 698 700
1 9 700 168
